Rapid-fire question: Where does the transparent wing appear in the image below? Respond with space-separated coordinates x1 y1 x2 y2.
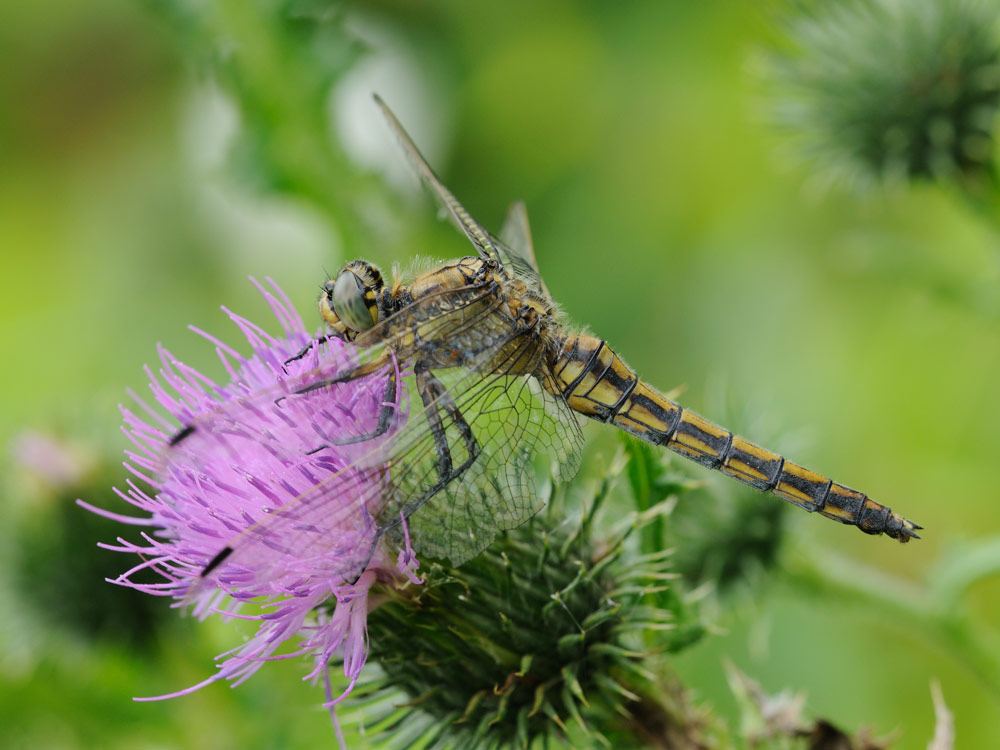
497 200 553 303
374 94 503 265
158 281 498 591
374 95 555 304
159 339 408 593
165 278 498 451
162 290 582 592
386 352 584 566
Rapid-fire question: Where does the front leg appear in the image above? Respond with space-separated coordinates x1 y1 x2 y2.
283 334 334 368
290 352 393 396
304 370 398 453
284 351 398 453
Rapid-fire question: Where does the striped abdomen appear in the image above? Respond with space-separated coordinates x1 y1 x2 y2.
548 334 920 542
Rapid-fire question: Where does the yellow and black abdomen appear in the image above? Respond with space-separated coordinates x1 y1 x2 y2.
549 334 920 542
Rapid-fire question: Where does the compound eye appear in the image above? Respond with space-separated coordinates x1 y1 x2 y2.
332 269 378 332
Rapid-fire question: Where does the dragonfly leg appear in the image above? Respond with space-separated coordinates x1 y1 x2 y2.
304 371 398 453
288 352 392 397
373 366 481 545
282 334 334 368
417 366 453 478
415 365 480 483
172 343 386 448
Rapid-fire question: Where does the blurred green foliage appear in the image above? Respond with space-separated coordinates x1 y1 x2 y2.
2 0 999 747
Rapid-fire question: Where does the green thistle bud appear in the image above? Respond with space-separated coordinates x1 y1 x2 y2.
343 477 710 749
768 0 1000 193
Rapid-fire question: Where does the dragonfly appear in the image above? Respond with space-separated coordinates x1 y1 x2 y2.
171 95 919 591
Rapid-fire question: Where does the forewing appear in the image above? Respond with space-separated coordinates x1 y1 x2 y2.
162 280 582 588
179 335 583 583
374 94 502 265
160 280 497 591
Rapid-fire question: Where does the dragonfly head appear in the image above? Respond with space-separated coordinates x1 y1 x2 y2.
321 260 385 340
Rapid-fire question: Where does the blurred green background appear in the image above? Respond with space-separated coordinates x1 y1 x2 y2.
2 0 998 747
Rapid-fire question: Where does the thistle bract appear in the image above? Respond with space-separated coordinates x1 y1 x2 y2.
351 480 708 750
81 278 418 708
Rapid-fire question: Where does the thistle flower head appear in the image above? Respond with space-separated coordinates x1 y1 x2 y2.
768 0 1000 191
81 278 417 710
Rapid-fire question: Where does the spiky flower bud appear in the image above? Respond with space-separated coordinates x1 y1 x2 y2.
768 0 1000 193
345 473 712 750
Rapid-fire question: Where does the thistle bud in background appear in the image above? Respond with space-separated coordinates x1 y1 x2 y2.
766 0 1000 196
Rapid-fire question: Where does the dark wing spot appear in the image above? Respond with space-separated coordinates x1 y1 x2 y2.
169 425 196 446
201 546 233 577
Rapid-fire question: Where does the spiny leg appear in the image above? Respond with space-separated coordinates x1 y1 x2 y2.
360 366 482 569
282 334 335 368
353 363 487 562
288 352 392 397
413 365 480 482
304 370 398 454
418 365 453 478
168 337 337 446
168 335 351 447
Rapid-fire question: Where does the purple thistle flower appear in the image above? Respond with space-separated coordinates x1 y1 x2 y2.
80 277 419 719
